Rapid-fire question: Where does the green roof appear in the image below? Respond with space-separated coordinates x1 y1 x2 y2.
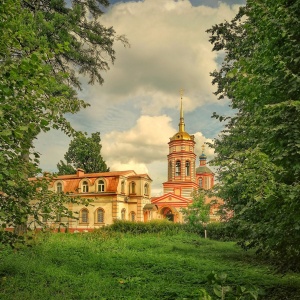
196 166 214 174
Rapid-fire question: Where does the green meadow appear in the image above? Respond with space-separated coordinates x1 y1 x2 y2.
1 230 300 299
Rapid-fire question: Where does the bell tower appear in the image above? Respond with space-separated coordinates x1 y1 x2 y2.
163 92 198 199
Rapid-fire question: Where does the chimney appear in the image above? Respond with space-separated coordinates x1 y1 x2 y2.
77 168 85 177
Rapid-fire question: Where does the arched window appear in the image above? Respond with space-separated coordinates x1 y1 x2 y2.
199 178 203 188
185 161 190 176
175 160 181 176
97 208 104 223
121 181 125 194
81 209 88 223
144 183 149 195
98 180 105 192
130 211 136 222
168 161 172 179
130 182 136 194
56 182 63 193
82 181 89 193
121 208 126 220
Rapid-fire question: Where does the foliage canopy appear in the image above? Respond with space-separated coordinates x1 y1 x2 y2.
207 0 300 271
181 190 211 230
57 132 109 174
0 0 125 245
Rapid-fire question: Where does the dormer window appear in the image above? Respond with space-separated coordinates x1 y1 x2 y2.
56 182 63 193
82 181 89 193
98 180 105 192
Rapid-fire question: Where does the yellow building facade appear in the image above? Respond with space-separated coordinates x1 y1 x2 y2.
32 169 153 231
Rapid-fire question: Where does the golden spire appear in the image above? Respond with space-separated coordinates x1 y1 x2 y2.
179 88 185 132
202 144 205 154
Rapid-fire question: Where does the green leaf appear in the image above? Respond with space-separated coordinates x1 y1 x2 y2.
0 129 12 136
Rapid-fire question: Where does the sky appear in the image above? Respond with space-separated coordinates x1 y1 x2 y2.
35 0 245 195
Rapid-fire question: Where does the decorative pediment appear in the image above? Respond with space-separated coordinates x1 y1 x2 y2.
151 192 192 207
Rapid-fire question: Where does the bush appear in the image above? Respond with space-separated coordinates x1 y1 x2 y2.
206 222 238 241
182 222 237 241
105 219 184 234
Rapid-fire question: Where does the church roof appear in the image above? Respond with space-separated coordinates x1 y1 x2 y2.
170 131 194 141
196 165 214 174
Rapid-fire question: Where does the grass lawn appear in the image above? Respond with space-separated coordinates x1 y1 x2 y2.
0 231 300 299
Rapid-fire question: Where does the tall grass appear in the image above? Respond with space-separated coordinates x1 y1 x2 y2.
0 228 300 299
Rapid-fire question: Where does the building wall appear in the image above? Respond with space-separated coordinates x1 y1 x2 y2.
30 169 152 231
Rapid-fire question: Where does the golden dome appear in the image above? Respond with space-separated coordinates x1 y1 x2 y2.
170 131 194 141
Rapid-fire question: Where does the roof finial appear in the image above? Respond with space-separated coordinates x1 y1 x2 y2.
202 144 205 154
179 88 185 132
180 88 184 99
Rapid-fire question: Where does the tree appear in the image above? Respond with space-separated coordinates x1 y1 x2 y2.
0 0 125 246
207 0 300 270
57 132 109 174
181 190 210 231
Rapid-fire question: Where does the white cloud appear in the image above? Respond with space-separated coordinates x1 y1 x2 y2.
102 115 175 165
79 0 240 121
193 131 215 160
35 0 240 194
101 114 216 193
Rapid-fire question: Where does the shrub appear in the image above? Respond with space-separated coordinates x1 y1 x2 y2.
206 222 238 241
105 219 184 234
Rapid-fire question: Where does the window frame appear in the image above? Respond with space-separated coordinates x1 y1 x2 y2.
56 182 63 193
185 160 190 176
199 177 203 188
82 180 89 193
97 180 105 192
144 183 149 195
81 208 89 223
121 180 125 194
130 181 136 194
96 208 104 223
121 208 126 220
130 211 136 222
175 160 181 176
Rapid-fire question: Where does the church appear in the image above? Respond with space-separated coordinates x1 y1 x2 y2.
150 96 219 223
31 96 220 231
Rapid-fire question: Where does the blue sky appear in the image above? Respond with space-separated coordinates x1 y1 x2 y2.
35 0 245 195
